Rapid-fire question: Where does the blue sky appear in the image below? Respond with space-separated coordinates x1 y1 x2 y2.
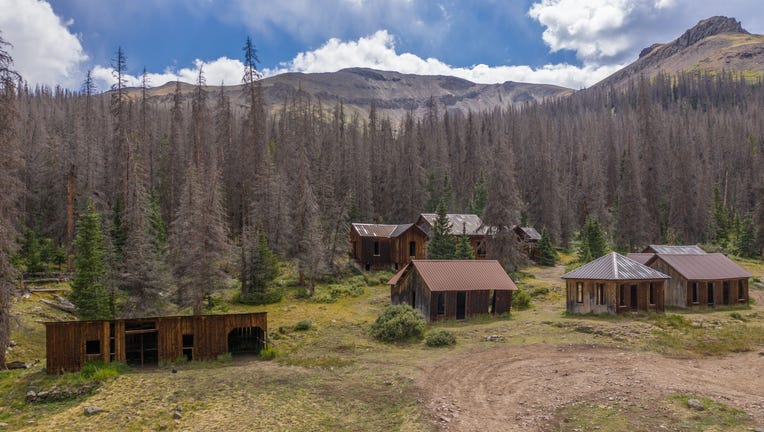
1 0 762 91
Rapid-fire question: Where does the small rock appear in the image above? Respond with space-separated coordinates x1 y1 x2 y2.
753 428 764 432
485 335 503 342
8 340 16 347
0 422 8 427
174 420 181 425
687 399 704 411
84 406 103 416
171 367 178 374
175 405 182 412
383 380 392 385
172 411 182 420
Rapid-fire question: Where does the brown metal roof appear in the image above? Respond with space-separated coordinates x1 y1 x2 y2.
626 253 655 265
650 253 752 280
562 252 669 281
388 260 518 292
418 213 489 236
351 223 398 238
644 245 706 254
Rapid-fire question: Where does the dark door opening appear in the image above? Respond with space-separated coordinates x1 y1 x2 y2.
630 285 638 311
723 281 730 305
490 290 497 314
409 241 416 257
228 327 265 356
124 321 158 367
707 282 715 306
410 290 416 308
182 334 194 361
456 291 466 319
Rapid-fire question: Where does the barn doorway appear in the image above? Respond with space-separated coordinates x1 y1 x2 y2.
723 281 730 305
490 290 497 314
630 285 638 311
228 327 265 356
456 291 466 319
124 321 159 367
707 283 715 306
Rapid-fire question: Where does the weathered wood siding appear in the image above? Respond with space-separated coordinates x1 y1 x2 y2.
46 313 267 373
390 229 428 269
566 279 664 314
649 257 749 307
350 231 393 270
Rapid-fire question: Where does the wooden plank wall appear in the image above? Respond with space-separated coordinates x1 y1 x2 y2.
566 279 665 314
390 229 427 269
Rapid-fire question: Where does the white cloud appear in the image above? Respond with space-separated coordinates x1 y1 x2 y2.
266 30 620 89
91 57 245 90
0 0 88 88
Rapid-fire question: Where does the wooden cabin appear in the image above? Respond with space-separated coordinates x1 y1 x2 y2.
415 213 489 258
562 252 668 314
513 226 541 260
388 260 518 322
350 223 427 270
645 253 751 308
45 312 267 373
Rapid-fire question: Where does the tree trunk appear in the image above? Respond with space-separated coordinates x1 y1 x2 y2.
66 165 76 272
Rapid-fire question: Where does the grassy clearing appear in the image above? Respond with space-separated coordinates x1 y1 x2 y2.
552 393 753 432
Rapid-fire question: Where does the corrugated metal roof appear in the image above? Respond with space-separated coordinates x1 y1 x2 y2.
418 213 489 236
626 253 655 265
519 227 541 241
652 253 752 280
562 252 669 281
390 223 415 238
645 245 707 254
388 260 518 292
351 223 398 238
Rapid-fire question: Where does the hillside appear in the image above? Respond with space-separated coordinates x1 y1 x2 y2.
131 68 573 122
594 16 764 89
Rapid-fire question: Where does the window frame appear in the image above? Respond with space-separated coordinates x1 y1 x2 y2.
576 282 584 303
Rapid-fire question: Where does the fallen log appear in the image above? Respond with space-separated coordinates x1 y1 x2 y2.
40 297 77 314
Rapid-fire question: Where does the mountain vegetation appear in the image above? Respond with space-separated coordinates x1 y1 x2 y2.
1 18 764 322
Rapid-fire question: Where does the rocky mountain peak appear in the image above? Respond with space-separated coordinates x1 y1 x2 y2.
676 16 748 48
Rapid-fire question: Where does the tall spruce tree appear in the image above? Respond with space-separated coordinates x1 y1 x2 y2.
240 225 280 302
578 217 608 263
70 200 111 320
455 222 475 260
536 227 558 266
427 199 456 259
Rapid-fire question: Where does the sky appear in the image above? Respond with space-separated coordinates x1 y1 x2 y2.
1 0 762 92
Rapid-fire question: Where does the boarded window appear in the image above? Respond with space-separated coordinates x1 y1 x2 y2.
738 280 745 301
596 283 604 305
692 282 699 304
437 292 445 315
576 282 583 303
373 241 380 256
409 241 416 257
85 340 101 355
649 282 655 305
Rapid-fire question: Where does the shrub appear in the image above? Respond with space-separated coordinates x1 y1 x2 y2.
425 329 456 347
730 312 746 321
310 291 337 303
237 289 283 305
329 283 365 298
216 352 232 363
370 304 426 343
512 289 532 310
259 346 277 360
80 361 129 381
294 320 312 331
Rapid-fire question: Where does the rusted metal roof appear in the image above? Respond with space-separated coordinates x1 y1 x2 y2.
388 260 518 292
562 252 669 281
351 223 398 238
418 213 489 236
644 245 706 255
626 253 655 265
650 253 751 280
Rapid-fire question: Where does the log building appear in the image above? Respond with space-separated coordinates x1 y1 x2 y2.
45 312 267 373
388 260 518 322
350 223 428 270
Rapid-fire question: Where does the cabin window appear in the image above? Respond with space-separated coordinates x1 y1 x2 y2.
476 241 487 258
576 282 583 303
738 280 745 301
707 282 715 305
373 241 380 256
595 283 604 305
85 339 101 355
409 241 416 257
619 284 626 306
649 282 655 305
691 282 699 304
437 292 445 315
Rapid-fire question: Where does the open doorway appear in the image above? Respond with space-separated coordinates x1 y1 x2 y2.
228 327 265 356
456 291 466 319
124 321 158 367
630 285 638 311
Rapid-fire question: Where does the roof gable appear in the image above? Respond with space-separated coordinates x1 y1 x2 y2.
644 245 706 254
417 213 487 236
563 252 669 280
650 253 751 280
351 223 398 238
388 260 518 292
625 253 655 265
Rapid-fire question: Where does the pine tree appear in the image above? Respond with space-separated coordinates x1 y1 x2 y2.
241 225 280 302
427 199 456 259
70 200 111 320
455 222 475 260
735 214 758 258
468 170 488 216
578 217 608 263
536 227 558 266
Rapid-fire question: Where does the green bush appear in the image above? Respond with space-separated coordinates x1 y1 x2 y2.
81 361 129 381
259 346 277 360
329 283 365 298
237 289 283 305
370 304 426 343
730 312 746 321
294 320 312 331
512 289 532 310
310 291 337 303
425 329 456 347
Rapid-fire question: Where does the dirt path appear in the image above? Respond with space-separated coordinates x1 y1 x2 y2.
419 344 764 431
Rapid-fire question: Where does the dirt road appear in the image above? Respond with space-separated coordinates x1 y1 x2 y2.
420 344 764 431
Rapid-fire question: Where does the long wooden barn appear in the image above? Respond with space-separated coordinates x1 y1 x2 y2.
45 312 267 373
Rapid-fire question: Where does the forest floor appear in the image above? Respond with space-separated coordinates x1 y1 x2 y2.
2 257 764 431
